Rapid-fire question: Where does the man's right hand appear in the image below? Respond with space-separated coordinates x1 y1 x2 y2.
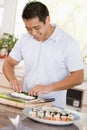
9 79 22 92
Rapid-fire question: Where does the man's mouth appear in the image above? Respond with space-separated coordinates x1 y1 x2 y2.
34 35 41 40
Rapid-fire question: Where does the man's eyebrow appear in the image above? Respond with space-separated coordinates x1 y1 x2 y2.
33 25 40 29
26 25 40 29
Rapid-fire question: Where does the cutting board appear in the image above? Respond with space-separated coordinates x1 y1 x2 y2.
0 86 52 108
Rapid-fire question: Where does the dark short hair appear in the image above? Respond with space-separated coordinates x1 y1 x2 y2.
22 1 49 23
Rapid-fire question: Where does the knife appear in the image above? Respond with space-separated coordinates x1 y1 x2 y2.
43 98 55 102
29 98 55 104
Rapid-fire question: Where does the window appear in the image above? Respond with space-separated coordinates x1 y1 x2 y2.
0 0 4 35
0 0 17 36
14 0 28 37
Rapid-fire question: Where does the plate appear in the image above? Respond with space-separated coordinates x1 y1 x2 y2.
23 106 80 125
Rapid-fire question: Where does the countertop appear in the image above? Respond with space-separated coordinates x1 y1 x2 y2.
0 104 87 130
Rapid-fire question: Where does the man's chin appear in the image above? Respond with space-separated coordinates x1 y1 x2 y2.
35 37 42 41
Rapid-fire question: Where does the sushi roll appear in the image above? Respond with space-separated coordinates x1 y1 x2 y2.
10 92 36 100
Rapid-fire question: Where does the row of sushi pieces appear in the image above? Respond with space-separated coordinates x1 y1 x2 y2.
29 107 74 121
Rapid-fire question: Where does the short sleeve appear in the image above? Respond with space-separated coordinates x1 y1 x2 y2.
9 37 23 61
64 39 83 72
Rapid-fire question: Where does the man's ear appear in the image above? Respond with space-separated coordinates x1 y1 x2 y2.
46 16 50 24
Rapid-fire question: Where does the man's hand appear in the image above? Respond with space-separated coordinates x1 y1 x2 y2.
9 79 22 92
29 84 53 96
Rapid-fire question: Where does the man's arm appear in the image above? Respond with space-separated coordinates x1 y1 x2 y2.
29 69 84 96
2 56 22 92
51 69 84 91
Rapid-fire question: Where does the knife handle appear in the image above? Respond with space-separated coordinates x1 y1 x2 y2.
44 98 55 102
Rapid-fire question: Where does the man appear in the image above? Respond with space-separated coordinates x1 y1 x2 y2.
3 1 84 108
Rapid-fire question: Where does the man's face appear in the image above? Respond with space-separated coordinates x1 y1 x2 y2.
23 17 50 41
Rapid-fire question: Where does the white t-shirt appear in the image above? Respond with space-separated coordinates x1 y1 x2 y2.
9 25 83 108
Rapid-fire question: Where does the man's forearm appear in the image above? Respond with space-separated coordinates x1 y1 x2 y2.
51 70 84 91
3 61 17 82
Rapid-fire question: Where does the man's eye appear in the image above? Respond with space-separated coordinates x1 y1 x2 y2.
35 27 40 30
27 28 31 31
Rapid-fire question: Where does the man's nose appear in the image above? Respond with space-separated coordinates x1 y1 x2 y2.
31 29 37 36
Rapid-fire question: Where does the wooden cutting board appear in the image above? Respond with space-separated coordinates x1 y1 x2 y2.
0 86 52 108
0 98 52 108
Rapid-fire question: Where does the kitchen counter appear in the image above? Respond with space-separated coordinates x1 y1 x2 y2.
0 104 87 130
